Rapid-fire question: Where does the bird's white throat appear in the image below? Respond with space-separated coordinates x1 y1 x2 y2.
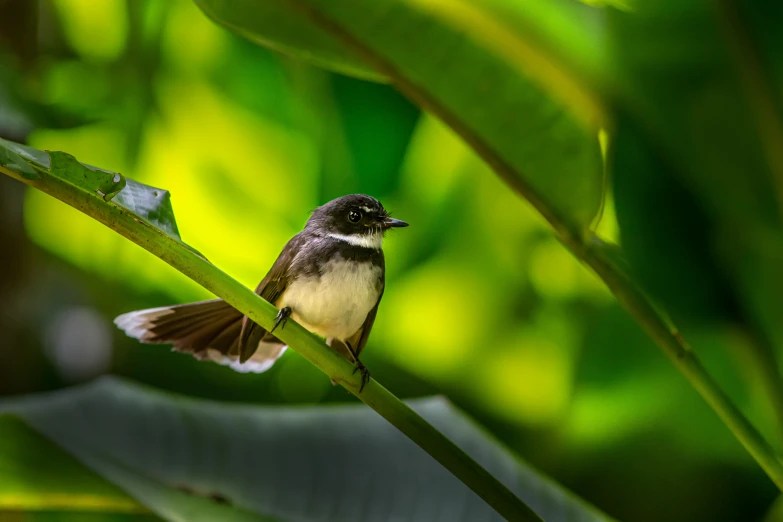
327 232 382 250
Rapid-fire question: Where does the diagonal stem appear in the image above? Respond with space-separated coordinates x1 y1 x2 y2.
1 165 544 522
583 238 783 490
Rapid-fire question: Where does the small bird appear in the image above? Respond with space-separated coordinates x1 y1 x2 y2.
115 194 408 391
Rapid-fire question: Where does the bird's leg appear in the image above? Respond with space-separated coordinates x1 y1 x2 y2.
345 341 370 393
271 307 291 334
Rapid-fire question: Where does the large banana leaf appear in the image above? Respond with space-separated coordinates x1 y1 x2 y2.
194 0 605 233
0 378 613 522
193 0 381 81
0 415 151 520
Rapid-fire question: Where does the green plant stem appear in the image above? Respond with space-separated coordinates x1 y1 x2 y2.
583 239 783 490
0 166 543 522
733 328 783 447
273 0 783 490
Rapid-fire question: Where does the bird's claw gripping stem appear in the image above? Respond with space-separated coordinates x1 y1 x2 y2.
271 307 291 333
352 361 370 392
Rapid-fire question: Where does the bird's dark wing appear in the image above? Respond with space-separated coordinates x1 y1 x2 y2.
346 250 385 359
238 233 306 362
347 286 384 359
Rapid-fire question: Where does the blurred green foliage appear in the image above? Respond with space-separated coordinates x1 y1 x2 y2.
2 0 783 521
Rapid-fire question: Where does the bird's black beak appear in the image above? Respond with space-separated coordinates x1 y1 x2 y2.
382 217 409 229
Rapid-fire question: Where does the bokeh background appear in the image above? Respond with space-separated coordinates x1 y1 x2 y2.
0 1 779 521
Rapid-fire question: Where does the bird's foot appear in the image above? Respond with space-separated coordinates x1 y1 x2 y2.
352 360 370 392
271 307 291 333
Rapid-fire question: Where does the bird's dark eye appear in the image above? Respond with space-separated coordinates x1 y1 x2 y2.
348 209 362 223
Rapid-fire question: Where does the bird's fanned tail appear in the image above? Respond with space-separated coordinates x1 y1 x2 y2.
114 299 286 373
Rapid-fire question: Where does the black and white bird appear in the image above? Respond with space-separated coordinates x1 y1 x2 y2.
115 194 408 390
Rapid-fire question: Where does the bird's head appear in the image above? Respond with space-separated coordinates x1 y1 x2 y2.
306 194 408 248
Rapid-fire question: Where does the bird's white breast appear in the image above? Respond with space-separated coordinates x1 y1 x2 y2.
279 259 382 342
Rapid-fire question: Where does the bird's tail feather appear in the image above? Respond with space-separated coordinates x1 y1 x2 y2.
114 299 286 373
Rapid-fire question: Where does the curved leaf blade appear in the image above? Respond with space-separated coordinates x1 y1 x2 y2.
193 0 384 82
48 152 127 202
44 150 182 242
0 138 190 249
113 180 181 242
194 0 605 232
0 138 41 179
0 137 52 169
0 415 142 514
0 378 613 522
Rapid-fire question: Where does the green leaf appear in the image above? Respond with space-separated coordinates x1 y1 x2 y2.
0 378 612 522
113 180 182 242
45 151 183 241
193 0 384 82
0 514 159 522
48 152 127 202
0 139 40 179
0 415 142 514
0 511 161 522
0 414 262 522
0 138 187 247
0 137 51 169
194 0 605 232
